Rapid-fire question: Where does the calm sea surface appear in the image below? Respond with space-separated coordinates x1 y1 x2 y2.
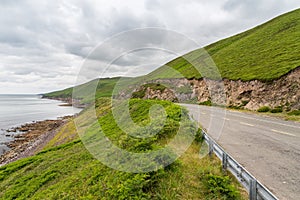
0 94 81 155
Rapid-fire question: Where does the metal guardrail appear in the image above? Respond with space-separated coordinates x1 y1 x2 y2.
202 130 279 200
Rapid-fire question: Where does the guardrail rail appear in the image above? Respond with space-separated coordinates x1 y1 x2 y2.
202 130 279 200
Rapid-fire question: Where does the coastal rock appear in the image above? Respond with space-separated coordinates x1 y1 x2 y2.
0 116 72 166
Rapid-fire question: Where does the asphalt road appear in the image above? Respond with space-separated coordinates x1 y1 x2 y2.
181 104 300 200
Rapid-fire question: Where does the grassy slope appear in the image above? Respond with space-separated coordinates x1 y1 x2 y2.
0 99 246 199
43 77 123 102
149 8 300 81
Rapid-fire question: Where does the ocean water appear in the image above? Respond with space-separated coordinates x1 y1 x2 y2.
0 94 82 155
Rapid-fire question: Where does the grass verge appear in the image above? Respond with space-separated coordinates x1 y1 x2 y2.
0 99 247 199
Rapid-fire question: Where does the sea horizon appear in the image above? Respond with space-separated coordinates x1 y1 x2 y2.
0 94 81 155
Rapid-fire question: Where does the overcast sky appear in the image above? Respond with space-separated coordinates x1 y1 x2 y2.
0 0 299 94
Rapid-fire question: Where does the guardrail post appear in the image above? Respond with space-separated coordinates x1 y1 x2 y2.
208 140 213 158
222 153 228 172
249 179 257 200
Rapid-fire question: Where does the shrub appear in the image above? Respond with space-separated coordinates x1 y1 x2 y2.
241 100 249 106
132 90 146 99
257 106 270 112
140 83 166 92
194 129 204 143
203 174 241 200
199 100 212 106
287 110 300 116
270 107 283 113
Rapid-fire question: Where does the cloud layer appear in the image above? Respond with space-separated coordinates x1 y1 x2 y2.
0 0 299 93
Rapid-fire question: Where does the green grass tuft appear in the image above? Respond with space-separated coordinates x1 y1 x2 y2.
288 110 300 116
257 106 271 112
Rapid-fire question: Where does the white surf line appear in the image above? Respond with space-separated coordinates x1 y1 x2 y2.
271 129 296 137
239 122 255 127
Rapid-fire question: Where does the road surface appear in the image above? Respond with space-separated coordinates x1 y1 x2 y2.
182 104 300 200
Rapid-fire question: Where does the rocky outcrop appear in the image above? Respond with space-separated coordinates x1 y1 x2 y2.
223 68 300 110
134 67 300 111
143 87 178 102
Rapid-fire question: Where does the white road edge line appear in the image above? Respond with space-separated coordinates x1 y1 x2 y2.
271 129 296 137
228 112 300 129
239 122 255 127
181 104 300 129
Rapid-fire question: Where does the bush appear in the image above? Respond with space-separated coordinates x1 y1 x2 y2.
257 106 271 112
199 100 212 106
270 107 283 113
203 174 241 200
241 100 249 106
132 90 146 99
287 110 300 116
194 129 204 143
146 83 166 92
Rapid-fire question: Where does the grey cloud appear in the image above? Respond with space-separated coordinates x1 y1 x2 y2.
0 0 299 93
223 0 300 21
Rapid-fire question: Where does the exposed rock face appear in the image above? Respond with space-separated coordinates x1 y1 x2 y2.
223 68 300 110
137 67 300 111
143 87 177 102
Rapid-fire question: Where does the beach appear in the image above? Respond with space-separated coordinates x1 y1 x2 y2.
0 116 74 166
0 94 82 166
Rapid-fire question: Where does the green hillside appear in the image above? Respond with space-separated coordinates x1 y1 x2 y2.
43 77 123 103
0 99 245 199
149 8 300 81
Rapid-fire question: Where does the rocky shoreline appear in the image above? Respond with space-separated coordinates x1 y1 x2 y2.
0 116 73 166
